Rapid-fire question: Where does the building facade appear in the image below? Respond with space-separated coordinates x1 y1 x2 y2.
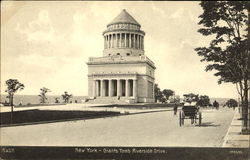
87 9 155 103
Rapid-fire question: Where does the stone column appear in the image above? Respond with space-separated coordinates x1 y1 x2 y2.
108 35 110 48
113 34 115 48
116 34 118 48
107 35 109 48
114 34 117 48
112 34 114 48
133 79 137 98
136 35 138 49
125 79 129 97
120 33 122 48
110 34 112 48
137 35 139 49
109 80 112 97
135 35 137 49
117 79 121 97
100 80 104 97
134 34 136 49
92 80 96 97
96 80 100 96
129 34 132 48
141 36 143 49
107 35 108 48
152 82 155 99
142 37 144 50
125 33 127 48
104 36 106 49
139 35 141 49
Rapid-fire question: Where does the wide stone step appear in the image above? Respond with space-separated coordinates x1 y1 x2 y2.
86 97 132 104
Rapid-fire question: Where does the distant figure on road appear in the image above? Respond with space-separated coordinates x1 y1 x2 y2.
173 103 178 115
213 100 219 110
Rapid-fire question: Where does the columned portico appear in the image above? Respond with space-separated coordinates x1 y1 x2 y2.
93 78 138 98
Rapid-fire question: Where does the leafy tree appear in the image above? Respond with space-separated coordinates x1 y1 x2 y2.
5 79 24 113
197 95 211 107
62 91 73 103
38 87 51 103
162 89 174 101
154 84 163 102
160 97 166 103
225 99 238 108
195 1 250 132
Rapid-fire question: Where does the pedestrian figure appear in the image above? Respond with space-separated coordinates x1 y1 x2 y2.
173 103 178 115
213 100 219 110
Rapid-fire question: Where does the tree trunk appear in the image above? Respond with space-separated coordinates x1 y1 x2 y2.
10 94 14 124
10 94 14 113
242 79 249 133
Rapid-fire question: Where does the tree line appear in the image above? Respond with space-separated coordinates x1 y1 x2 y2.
154 83 238 109
38 87 73 104
3 79 74 113
154 84 178 103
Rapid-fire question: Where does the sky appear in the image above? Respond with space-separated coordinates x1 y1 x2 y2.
1 1 238 98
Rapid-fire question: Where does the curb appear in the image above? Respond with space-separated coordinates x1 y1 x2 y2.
222 110 237 147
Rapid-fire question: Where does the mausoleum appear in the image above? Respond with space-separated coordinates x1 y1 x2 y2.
87 9 155 103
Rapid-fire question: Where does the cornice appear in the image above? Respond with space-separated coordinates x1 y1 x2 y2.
87 60 156 69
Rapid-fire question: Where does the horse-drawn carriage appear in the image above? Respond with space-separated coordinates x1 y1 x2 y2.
179 99 202 127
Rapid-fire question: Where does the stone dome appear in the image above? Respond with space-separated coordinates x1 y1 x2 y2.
103 9 145 57
107 9 140 27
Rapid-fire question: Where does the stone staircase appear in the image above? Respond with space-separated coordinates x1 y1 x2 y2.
86 97 133 104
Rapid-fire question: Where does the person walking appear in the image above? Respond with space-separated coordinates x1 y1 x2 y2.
213 100 219 110
173 103 178 115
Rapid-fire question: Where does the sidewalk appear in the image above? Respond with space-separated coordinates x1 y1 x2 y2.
222 109 249 148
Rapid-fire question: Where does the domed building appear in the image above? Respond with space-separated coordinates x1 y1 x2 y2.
87 9 155 103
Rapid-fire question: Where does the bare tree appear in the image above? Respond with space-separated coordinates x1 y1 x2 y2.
38 87 51 103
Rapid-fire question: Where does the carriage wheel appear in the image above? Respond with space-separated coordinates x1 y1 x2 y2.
179 111 182 127
198 112 202 126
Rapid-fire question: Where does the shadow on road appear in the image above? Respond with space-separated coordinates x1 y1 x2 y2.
196 122 220 127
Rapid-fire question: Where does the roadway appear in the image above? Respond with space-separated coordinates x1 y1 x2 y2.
0 108 234 147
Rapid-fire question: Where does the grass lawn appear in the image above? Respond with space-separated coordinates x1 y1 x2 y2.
0 110 120 126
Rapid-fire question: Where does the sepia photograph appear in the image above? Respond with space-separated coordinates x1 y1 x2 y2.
0 1 249 159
